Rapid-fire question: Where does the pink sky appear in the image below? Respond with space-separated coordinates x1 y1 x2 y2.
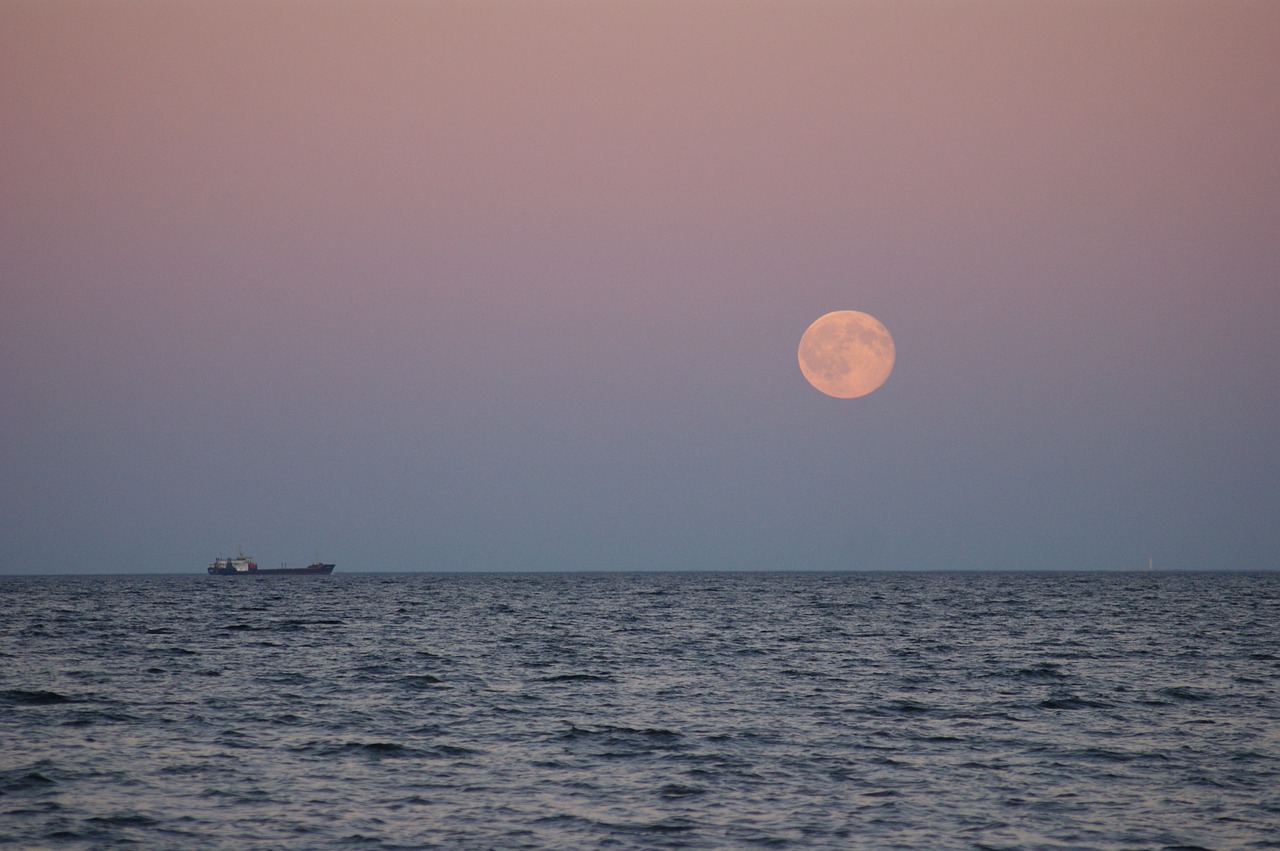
3 1 1278 572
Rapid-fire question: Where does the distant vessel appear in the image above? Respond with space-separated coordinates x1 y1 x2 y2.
207 551 335 575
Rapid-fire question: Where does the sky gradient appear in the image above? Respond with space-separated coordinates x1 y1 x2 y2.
3 1 1278 574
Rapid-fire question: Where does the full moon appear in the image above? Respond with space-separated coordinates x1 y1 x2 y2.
798 310 895 398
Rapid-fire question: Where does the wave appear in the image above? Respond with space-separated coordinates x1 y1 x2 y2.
0 689 74 706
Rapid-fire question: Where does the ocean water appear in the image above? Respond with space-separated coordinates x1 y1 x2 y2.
1 571 1277 850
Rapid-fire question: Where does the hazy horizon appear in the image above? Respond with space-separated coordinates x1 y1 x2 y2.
0 566 1268 579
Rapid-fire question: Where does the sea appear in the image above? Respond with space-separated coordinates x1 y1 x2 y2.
1 571 1277 850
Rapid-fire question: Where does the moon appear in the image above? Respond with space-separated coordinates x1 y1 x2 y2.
798 310 895 398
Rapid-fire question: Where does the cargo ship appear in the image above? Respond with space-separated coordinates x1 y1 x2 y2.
207 551 335 575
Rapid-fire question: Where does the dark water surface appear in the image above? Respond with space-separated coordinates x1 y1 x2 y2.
1 571 1277 849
